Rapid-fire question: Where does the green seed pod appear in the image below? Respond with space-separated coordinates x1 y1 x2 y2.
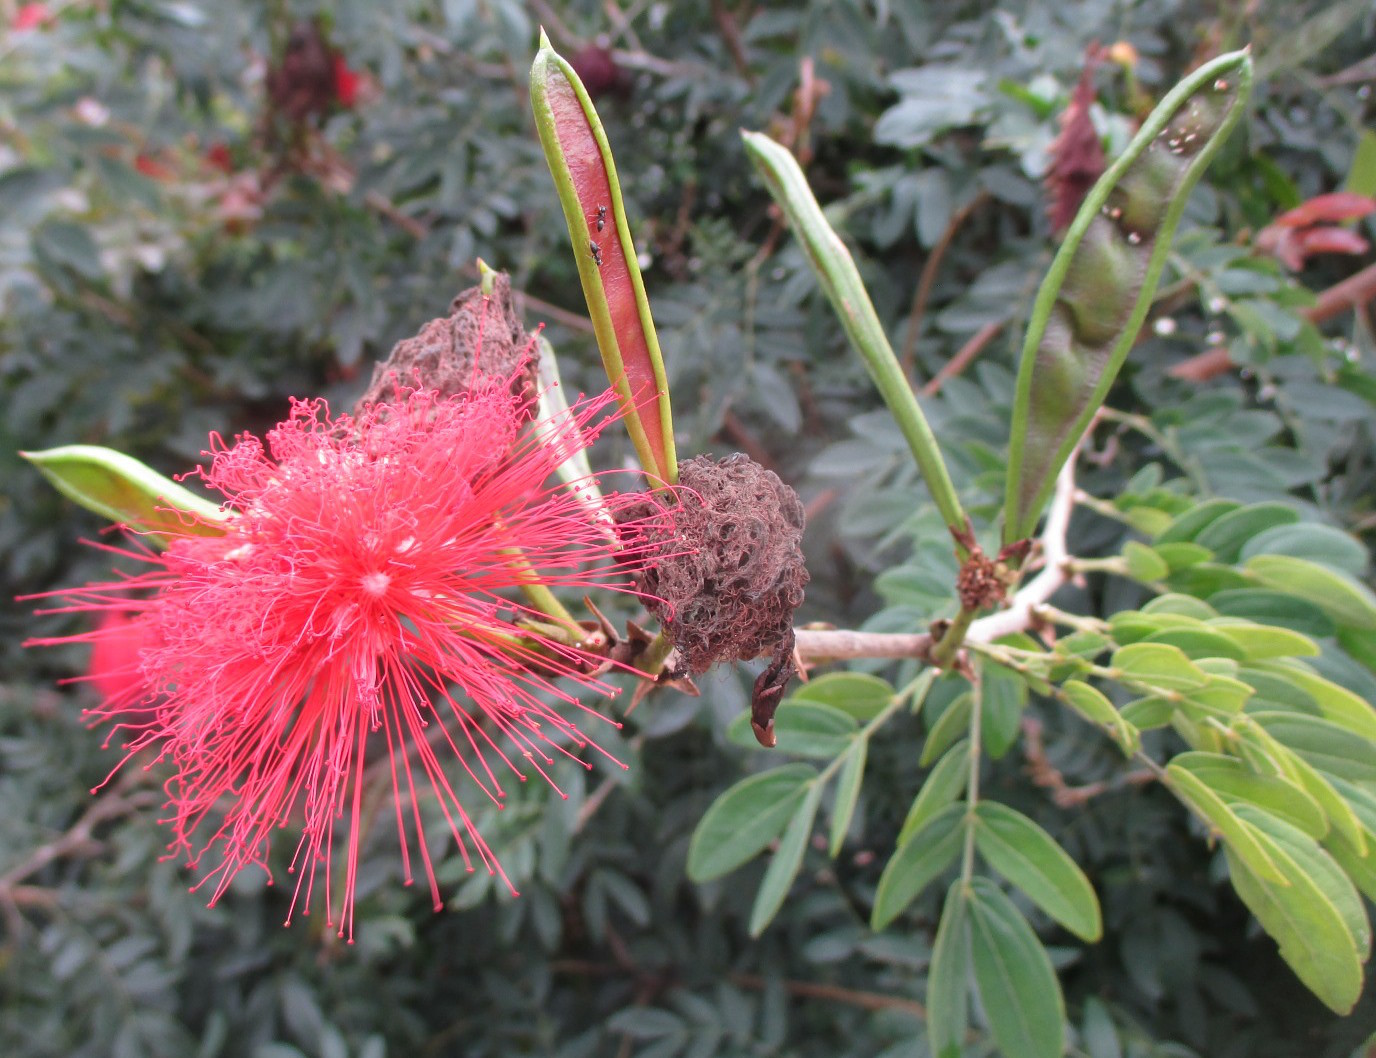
22 444 229 545
1058 213 1150 347
1003 50 1251 548
1104 139 1185 238
1160 86 1232 158
1028 308 1086 424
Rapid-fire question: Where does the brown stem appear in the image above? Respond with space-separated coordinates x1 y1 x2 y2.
920 318 1005 398
794 627 936 663
710 0 755 83
601 0 647 53
900 190 990 378
1021 714 1156 807
794 452 1079 664
546 960 926 1018
0 773 156 895
527 0 581 48
1307 259 1376 324
728 972 927 1018
510 289 597 334
1169 260 1376 381
1167 345 1233 382
719 409 778 471
364 190 430 239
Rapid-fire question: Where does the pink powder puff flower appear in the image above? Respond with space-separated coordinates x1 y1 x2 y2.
87 609 156 716
27 378 662 940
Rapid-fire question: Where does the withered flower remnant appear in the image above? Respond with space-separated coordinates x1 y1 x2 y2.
624 454 809 745
359 273 539 410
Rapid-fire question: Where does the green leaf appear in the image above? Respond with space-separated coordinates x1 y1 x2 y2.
1204 618 1318 661
727 700 858 758
1119 505 1174 537
1119 696 1174 730
725 701 853 755
1241 523 1369 579
967 877 1067 1058
1167 562 1253 597
926 882 971 1058
749 783 822 936
1192 501 1300 563
1325 829 1376 904
898 739 970 846
871 803 966 931
1122 541 1169 582
1346 128 1376 199
1002 49 1252 544
1117 693 1172 726
1111 642 1208 691
1059 680 1139 754
22 445 229 543
530 37 677 483
1322 781 1376 900
828 740 867 858
1081 997 1123 1058
34 219 102 279
1210 589 1335 637
1238 722 1368 854
1153 541 1213 571
1249 712 1376 782
1055 630 1113 663
1326 777 1376 835
1156 498 1241 544
1171 752 1327 838
1141 625 1247 661
1238 665 1320 712
607 1007 686 1039
1164 763 1287 884
1337 627 1376 682
791 671 895 721
687 764 817 882
1175 675 1253 723
1225 809 1366 1014
981 661 1027 759
1245 554 1376 631
921 691 973 766
1142 590 1221 617
1248 659 1376 743
973 802 1102 941
1236 806 1370 961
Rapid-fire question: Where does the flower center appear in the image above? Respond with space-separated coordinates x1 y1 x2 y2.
359 571 391 597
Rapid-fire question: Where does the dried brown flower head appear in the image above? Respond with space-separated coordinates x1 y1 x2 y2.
360 273 539 410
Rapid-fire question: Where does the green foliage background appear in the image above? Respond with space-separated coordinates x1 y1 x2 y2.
3 1 1376 1056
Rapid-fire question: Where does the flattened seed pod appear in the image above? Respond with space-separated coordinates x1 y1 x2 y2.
1003 50 1252 547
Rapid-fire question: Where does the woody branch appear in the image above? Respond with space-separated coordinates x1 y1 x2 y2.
793 454 1079 665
